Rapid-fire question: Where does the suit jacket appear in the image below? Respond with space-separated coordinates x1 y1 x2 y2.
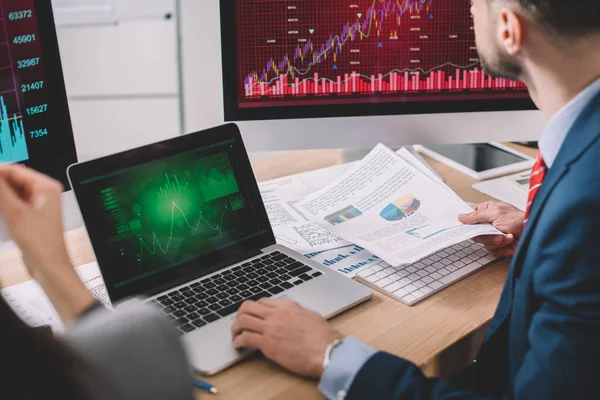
347 92 600 400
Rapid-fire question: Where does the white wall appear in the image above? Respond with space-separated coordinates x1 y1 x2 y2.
56 0 181 162
179 0 544 152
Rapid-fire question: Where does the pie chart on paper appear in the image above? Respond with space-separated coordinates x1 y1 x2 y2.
380 195 421 222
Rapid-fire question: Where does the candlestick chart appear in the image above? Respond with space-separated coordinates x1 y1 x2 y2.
236 0 528 107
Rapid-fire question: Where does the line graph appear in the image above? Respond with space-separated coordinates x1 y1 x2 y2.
236 0 528 105
138 200 232 261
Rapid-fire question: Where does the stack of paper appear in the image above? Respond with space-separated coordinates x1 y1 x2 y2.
260 145 502 278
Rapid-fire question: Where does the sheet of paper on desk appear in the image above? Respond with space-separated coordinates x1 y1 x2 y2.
305 245 383 278
296 144 502 266
0 262 110 333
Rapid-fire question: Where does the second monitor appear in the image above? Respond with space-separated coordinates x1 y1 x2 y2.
219 0 542 151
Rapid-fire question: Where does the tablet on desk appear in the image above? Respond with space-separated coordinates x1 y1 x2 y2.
414 142 535 180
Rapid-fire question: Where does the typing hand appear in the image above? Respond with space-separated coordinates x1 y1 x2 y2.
232 298 343 378
459 201 525 258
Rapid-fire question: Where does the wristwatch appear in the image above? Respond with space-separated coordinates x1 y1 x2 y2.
322 338 345 371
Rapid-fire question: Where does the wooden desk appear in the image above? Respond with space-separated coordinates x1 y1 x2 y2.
0 144 537 400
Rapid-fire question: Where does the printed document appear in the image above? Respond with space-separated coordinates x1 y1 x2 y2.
296 144 502 265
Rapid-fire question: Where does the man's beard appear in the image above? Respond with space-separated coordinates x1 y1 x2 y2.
478 48 522 82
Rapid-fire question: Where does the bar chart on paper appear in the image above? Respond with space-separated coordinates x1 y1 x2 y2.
305 245 382 277
237 0 528 107
0 8 29 163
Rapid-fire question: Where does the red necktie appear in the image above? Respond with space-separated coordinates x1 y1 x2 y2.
524 153 547 226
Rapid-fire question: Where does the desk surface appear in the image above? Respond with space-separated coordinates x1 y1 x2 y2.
0 144 536 400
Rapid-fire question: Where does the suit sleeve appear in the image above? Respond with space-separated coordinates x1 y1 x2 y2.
347 195 600 400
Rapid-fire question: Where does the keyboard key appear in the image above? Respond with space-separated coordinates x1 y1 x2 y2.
238 284 249 290
266 272 278 279
441 259 452 266
282 257 296 264
376 277 393 288
192 319 206 328
408 273 421 281
270 278 282 285
251 259 262 264
196 301 208 308
429 255 441 262
257 276 268 283
207 289 218 296
455 261 466 268
249 286 262 294
172 294 184 302
429 281 443 290
284 261 304 272
446 265 458 272
184 305 197 313
375 271 390 279
468 253 481 261
200 278 211 284
216 293 228 300
185 297 199 304
160 299 174 306
405 266 417 273
216 291 271 317
265 266 277 272
174 318 188 327
422 259 433 266
187 312 199 320
203 282 216 289
204 314 220 323
413 280 426 289
246 272 258 279
385 282 404 293
293 280 303 285
173 310 186 318
222 270 233 275
219 299 233 307
213 278 226 285
412 289 426 299
365 274 381 283
216 284 228 292
357 268 374 278
274 261 286 268
370 264 383 272
280 274 291 281
448 255 460 262
421 286 434 295
404 284 418 293
197 308 210 315
174 302 186 309
281 282 293 289
271 253 287 261
393 288 409 298
421 276 434 284
438 268 451 276
209 304 221 311
414 262 426 269
239 290 253 298
395 270 409 278
260 283 272 290
438 250 450 257
230 295 243 302
206 296 218 304
162 306 176 314
430 272 442 280
416 270 429 277
440 262 484 285
268 286 284 295
289 266 311 277
425 266 437 274
402 294 417 304
157 295 168 301
195 292 208 300
312 271 322 278
227 288 239 296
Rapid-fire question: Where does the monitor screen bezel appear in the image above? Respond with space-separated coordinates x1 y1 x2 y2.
68 124 276 302
219 0 536 122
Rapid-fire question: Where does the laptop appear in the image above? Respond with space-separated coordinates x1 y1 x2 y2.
68 123 372 375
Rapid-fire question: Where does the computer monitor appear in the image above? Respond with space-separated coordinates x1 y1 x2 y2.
0 0 81 243
0 0 77 186
219 0 544 151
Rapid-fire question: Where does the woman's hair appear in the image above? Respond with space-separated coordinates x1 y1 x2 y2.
0 292 91 399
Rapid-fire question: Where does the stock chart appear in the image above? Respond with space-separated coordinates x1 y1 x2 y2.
236 0 528 108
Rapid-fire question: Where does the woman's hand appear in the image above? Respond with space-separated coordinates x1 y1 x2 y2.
0 166 95 323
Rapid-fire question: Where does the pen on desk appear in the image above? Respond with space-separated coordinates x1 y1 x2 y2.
193 378 218 394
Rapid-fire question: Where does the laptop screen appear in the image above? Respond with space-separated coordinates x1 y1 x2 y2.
70 125 275 301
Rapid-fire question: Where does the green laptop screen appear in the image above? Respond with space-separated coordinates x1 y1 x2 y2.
78 139 266 289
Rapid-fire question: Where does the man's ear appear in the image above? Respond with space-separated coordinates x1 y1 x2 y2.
497 8 526 55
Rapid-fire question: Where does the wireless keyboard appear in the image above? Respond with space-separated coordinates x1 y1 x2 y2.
356 241 497 305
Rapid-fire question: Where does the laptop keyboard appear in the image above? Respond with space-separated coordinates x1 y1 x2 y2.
148 251 322 334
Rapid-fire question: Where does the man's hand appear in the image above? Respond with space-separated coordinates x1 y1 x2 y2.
459 201 525 258
232 298 343 378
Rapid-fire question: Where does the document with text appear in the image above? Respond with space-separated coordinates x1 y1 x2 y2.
296 144 502 266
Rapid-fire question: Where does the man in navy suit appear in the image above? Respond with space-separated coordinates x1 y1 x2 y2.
232 0 600 398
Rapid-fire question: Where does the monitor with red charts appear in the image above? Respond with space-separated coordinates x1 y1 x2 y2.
220 0 535 121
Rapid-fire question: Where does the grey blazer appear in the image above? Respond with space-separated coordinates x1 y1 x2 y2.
66 304 194 400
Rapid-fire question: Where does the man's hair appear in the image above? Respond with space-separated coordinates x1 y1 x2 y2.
499 0 600 36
